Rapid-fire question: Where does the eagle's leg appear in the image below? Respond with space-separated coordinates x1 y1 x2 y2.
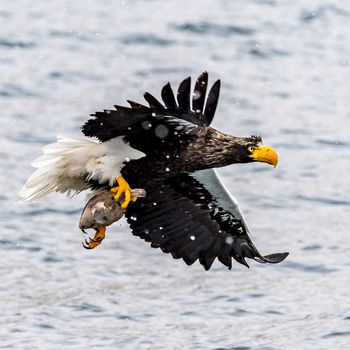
83 226 106 249
110 176 138 209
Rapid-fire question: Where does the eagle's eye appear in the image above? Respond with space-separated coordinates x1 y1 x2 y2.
248 146 257 153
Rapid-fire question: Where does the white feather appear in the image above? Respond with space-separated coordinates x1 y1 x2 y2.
19 135 145 202
193 169 249 231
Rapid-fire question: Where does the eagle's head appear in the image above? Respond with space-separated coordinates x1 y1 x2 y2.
232 135 278 167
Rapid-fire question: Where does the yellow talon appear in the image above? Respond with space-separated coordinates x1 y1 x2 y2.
110 176 137 209
83 226 106 249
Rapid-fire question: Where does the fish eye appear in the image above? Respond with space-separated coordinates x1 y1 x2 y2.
248 146 257 152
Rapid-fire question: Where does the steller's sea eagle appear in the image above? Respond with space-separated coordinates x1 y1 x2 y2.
20 72 288 270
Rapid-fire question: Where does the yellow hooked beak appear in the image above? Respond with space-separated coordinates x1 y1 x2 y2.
249 145 278 167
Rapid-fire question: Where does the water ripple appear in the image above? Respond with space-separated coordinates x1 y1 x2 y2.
172 22 255 36
284 261 337 273
302 244 322 251
36 323 55 330
0 38 35 49
316 139 349 147
322 331 350 338
0 84 35 98
23 208 81 216
213 347 251 350
264 310 284 315
61 302 105 313
296 195 350 206
122 34 175 46
300 5 350 23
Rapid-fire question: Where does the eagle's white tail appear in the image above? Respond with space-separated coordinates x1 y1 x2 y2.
19 135 145 202
19 136 101 202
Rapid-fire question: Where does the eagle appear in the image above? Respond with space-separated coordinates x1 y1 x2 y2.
20 72 288 270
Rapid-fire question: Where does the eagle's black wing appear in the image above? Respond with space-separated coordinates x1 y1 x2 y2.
82 72 220 142
125 169 288 270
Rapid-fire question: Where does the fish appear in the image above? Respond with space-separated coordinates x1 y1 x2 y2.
80 188 146 249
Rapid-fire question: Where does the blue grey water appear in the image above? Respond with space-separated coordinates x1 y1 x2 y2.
1 0 349 349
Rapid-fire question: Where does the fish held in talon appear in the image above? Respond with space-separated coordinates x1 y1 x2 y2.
80 188 146 249
80 188 146 231
20 72 288 270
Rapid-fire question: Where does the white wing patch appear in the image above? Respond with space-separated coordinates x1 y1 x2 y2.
19 136 145 202
193 169 249 231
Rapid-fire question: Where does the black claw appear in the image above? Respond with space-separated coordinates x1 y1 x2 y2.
80 228 87 234
82 240 92 249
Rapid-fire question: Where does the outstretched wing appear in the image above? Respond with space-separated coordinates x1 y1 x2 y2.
81 72 220 143
125 169 288 270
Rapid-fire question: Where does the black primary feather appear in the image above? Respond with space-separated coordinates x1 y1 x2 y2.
203 79 221 125
127 100 149 111
177 76 191 112
143 92 164 110
161 82 177 109
82 72 221 142
125 173 288 270
192 71 208 115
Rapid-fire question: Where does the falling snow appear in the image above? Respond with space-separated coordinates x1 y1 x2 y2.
225 236 234 245
154 124 169 139
142 121 152 130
